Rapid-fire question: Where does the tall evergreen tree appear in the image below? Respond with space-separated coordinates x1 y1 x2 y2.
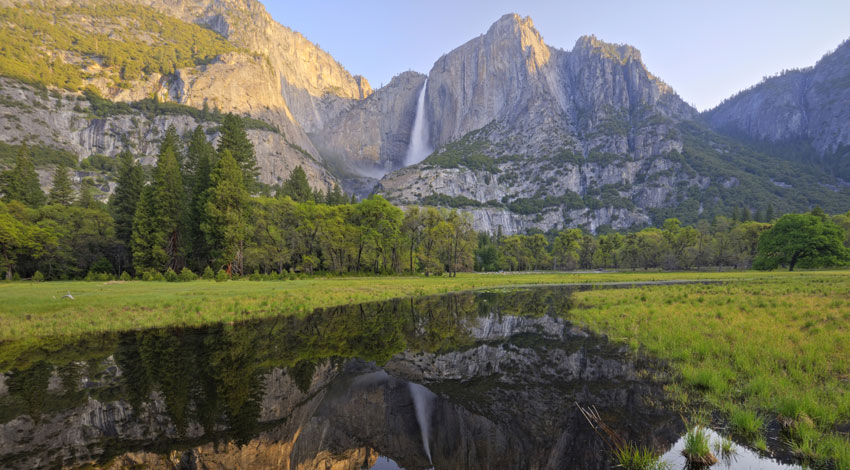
186 127 216 270
279 166 312 202
109 150 145 247
131 184 157 271
217 114 258 189
48 164 75 206
0 145 45 207
159 125 183 166
76 180 99 209
202 150 249 275
327 183 346 205
152 146 185 271
183 126 215 194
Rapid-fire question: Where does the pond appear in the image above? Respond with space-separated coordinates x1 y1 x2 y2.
0 286 800 469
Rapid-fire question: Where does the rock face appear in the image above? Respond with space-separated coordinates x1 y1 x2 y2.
0 78 336 190
311 72 427 175
704 39 850 171
376 14 703 233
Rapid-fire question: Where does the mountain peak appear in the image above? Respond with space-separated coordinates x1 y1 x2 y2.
573 35 643 64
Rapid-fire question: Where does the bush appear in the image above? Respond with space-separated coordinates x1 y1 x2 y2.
120 271 132 281
31 270 44 282
89 256 113 274
164 268 179 282
215 269 229 282
249 270 263 281
202 266 215 280
178 267 197 282
11 272 21 281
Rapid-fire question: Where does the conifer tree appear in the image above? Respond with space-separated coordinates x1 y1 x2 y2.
131 184 157 270
280 166 312 202
159 125 183 166
109 150 145 247
152 146 185 271
76 180 99 209
327 183 346 205
217 113 258 188
203 150 249 275
48 164 75 206
185 127 216 270
0 145 45 207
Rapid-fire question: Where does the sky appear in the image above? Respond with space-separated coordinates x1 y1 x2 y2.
266 1 850 111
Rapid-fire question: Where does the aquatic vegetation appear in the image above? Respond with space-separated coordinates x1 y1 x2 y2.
682 426 716 466
613 443 671 470
713 436 737 462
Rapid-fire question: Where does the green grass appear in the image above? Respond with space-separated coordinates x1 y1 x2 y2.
0 270 831 343
569 271 850 468
613 443 670 470
1 269 849 466
682 426 713 463
727 406 765 444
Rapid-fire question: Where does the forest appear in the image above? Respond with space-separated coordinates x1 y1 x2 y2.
1 114 849 281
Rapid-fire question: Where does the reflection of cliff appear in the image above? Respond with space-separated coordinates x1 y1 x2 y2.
0 287 682 470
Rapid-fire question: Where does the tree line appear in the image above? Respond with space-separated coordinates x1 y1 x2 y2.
1 114 848 280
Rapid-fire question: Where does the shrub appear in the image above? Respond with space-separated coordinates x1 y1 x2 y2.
249 270 262 281
202 266 215 280
178 268 197 282
164 268 179 282
120 271 132 281
215 269 229 282
31 270 44 282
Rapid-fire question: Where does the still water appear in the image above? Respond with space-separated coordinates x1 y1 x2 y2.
0 286 799 469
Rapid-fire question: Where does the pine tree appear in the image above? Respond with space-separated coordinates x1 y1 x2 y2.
740 206 751 222
217 114 258 189
76 179 98 209
151 146 185 271
183 126 215 193
159 125 183 166
327 183 346 205
185 127 216 270
279 166 312 202
48 164 75 206
202 150 249 275
0 145 46 207
131 184 157 270
766 203 775 222
109 150 145 246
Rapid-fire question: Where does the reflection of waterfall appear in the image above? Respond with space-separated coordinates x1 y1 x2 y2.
404 79 433 166
408 382 435 465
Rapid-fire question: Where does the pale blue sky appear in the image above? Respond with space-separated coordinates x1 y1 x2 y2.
266 1 849 111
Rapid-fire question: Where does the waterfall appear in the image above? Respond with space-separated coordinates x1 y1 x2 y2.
404 79 433 166
408 382 435 465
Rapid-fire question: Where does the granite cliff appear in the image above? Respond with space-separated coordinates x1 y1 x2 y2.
704 39 850 178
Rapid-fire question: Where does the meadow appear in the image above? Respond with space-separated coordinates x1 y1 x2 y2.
1 269 849 466
569 272 850 467
0 270 819 342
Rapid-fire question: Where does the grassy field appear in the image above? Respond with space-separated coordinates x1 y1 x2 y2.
0 270 825 342
1 269 849 466
568 272 850 468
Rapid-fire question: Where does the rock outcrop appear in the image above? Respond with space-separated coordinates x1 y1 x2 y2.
704 39 850 159
0 78 336 190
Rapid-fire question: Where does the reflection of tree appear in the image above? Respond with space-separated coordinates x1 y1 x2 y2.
3 286 580 448
6 360 52 422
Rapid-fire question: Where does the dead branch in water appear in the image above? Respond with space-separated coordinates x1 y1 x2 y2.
576 402 626 452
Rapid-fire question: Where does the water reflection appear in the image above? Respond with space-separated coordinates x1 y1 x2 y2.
0 286 794 469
